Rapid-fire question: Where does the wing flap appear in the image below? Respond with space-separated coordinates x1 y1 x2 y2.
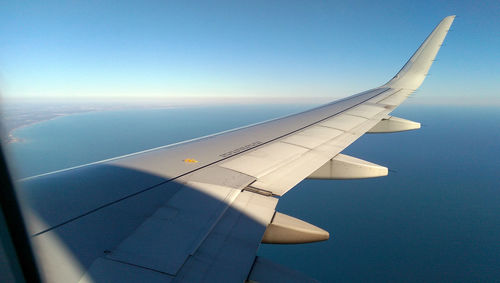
219 142 309 178
250 109 389 195
248 257 320 283
18 16 455 283
79 258 174 283
173 191 277 282
106 182 241 275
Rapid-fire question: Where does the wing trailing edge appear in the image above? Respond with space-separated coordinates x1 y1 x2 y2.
14 16 456 283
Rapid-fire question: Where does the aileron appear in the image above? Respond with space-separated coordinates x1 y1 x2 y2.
345 104 386 119
220 142 308 178
319 114 367 131
281 126 343 149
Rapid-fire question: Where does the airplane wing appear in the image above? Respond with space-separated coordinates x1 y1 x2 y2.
15 16 455 282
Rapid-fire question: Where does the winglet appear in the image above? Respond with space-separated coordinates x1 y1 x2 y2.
385 15 455 90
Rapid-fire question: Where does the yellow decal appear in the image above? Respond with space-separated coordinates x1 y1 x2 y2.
183 158 198 163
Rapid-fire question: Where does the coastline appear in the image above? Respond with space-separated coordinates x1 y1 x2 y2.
2 103 178 144
2 99 311 145
4 111 95 144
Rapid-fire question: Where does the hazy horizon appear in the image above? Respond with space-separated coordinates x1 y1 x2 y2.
1 1 499 105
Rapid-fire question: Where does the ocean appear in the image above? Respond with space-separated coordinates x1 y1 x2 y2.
5 104 500 282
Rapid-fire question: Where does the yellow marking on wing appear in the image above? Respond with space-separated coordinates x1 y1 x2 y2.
183 158 198 163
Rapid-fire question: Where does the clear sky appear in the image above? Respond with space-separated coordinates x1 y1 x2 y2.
1 0 499 105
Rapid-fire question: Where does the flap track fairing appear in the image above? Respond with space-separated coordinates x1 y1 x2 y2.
368 116 420 133
261 212 329 244
307 154 388 180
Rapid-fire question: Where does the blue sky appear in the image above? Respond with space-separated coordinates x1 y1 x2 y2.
1 0 499 105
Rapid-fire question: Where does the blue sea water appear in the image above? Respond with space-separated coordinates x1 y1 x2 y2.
7 105 309 179
5 105 500 282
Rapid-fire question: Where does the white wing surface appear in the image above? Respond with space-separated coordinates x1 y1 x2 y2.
17 16 455 282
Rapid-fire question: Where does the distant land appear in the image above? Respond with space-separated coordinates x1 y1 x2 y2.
0 101 176 143
0 96 334 144
2 104 95 143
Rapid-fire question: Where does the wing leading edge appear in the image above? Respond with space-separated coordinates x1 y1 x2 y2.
16 16 455 282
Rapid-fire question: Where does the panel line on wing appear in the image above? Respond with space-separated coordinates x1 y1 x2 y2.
188 186 241 256
250 109 391 195
29 87 393 237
